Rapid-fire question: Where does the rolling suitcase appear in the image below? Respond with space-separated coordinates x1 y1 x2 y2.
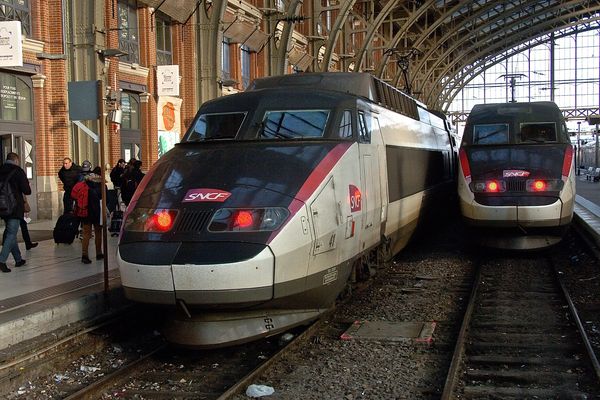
109 210 123 236
53 213 80 244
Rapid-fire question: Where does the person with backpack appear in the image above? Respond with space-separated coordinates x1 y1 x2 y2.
58 157 81 214
72 161 105 264
0 153 31 272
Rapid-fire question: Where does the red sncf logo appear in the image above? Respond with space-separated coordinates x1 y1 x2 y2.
183 188 231 202
349 184 362 212
503 170 530 178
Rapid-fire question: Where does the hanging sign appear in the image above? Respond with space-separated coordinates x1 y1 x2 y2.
0 21 22 67
157 65 179 96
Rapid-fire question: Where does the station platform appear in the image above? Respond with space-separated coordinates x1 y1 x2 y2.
2 175 600 355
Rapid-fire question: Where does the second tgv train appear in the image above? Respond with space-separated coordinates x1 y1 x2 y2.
458 101 575 249
117 72 457 347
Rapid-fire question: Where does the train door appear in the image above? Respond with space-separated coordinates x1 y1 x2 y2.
0 134 36 219
357 109 383 250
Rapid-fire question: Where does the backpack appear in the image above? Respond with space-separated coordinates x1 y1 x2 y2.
71 180 89 218
0 169 18 217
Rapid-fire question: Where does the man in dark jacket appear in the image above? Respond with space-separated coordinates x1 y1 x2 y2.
0 153 31 272
121 159 144 206
110 159 126 188
58 157 81 214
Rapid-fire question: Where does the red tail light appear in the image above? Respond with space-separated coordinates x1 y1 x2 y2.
234 210 254 228
148 210 175 232
459 148 471 183
532 180 546 191
562 145 573 180
487 181 499 192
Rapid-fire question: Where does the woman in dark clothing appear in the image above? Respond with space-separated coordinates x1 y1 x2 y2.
58 157 81 214
79 171 104 264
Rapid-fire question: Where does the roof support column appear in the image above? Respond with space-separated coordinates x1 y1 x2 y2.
196 0 228 103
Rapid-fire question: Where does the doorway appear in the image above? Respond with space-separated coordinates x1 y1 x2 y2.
0 134 36 219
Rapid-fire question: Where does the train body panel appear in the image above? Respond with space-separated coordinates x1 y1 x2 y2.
458 101 575 249
117 72 457 347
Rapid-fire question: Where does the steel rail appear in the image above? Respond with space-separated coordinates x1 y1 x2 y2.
217 316 327 400
0 305 135 374
63 343 167 400
551 258 600 383
440 263 482 400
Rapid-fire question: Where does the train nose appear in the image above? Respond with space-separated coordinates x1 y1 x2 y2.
118 241 275 306
171 244 275 305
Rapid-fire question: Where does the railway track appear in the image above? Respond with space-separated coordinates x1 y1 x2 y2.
442 254 600 399
61 320 320 399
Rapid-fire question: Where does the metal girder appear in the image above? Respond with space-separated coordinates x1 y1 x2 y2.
377 0 485 80
271 0 304 74
434 9 600 110
320 0 357 72
436 23 589 109
197 0 228 103
401 0 519 89
325 0 600 111
425 1 597 107
419 0 574 104
354 0 436 72
437 19 600 111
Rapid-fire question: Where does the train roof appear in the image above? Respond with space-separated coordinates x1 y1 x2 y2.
468 101 564 121
248 72 425 121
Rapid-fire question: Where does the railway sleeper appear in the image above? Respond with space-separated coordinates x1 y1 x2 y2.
462 384 590 399
468 354 584 367
465 368 587 384
470 332 581 344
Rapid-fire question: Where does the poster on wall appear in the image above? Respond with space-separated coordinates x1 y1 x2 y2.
157 65 179 97
0 21 22 67
158 96 183 158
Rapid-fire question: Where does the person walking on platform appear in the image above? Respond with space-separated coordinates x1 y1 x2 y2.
0 153 31 272
58 157 81 214
2 195 37 251
72 162 104 264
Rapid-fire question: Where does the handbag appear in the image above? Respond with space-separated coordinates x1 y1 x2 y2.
23 196 31 213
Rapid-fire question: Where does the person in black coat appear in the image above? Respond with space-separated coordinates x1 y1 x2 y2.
120 159 144 206
110 159 126 189
58 157 81 214
0 153 31 272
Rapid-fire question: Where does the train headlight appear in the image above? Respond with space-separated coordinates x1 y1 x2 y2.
470 180 506 193
526 179 563 192
208 207 289 232
124 208 178 232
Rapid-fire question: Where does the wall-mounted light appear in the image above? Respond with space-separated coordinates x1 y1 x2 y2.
218 79 238 87
97 48 128 60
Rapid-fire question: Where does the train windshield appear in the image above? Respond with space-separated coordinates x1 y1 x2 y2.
184 112 247 141
259 110 330 139
519 122 556 143
472 123 509 145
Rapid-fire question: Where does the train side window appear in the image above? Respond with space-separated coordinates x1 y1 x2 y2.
520 122 556 143
358 111 371 143
338 110 353 139
261 110 330 139
472 123 508 145
184 112 246 141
